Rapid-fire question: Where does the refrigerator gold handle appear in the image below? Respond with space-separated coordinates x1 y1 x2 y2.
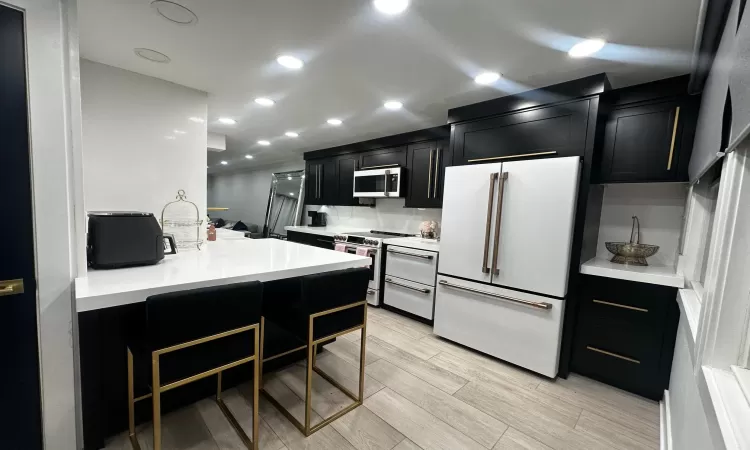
433 147 440 199
482 173 497 274
427 150 433 199
667 106 680 170
491 172 508 276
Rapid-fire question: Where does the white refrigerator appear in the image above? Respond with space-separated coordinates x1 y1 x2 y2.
434 156 580 377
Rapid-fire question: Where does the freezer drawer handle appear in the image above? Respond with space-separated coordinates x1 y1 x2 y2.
387 249 434 260
482 173 498 273
385 278 431 293
491 172 508 276
438 280 552 310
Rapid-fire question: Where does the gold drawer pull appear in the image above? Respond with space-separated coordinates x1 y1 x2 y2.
587 346 640 364
667 106 680 170
593 299 648 313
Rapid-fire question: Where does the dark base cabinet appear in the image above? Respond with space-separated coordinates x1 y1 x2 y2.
287 230 334 250
571 275 679 400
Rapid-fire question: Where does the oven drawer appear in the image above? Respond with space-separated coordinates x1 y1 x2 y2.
385 245 437 286
384 276 435 319
434 275 564 378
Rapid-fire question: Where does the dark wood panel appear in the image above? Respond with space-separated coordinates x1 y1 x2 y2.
336 154 359 206
304 126 449 161
321 159 337 205
360 146 406 169
452 100 590 165
405 141 436 208
447 73 610 124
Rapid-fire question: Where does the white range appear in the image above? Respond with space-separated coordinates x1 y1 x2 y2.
435 156 580 378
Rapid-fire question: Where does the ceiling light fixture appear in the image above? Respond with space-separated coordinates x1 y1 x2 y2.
257 140 270 146
373 0 409 15
327 118 343 126
474 72 500 85
289 192 295 196
134 48 171 63
150 1 198 25
277 55 304 70
254 97 275 106
384 101 403 110
218 117 237 125
568 39 606 58
220 161 228 165
285 131 299 138
245 155 253 159
189 117 205 123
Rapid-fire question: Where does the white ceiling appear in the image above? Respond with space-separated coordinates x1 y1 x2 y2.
78 0 702 174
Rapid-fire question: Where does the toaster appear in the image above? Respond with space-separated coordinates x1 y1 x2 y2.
87 212 175 269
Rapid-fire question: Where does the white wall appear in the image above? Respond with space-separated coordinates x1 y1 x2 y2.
596 183 688 266
208 160 305 225
5 0 83 448
81 59 208 218
307 199 442 235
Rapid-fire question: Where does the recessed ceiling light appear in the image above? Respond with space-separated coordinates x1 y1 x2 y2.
277 55 304 70
245 155 253 159
134 48 171 64
220 161 228 165
287 176 293 180
384 101 403 110
474 72 500 85
257 140 271 146
218 117 237 125
254 98 275 106
289 192 295 196
189 117 205 123
327 118 343 126
373 0 409 15
285 131 299 138
173 129 186 134
150 1 198 25
568 39 606 58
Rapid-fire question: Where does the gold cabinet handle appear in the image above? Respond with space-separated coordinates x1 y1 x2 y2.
491 172 508 276
0 279 24 297
593 299 648 313
586 346 640 364
433 147 441 199
427 149 433 199
667 106 680 170
482 173 498 273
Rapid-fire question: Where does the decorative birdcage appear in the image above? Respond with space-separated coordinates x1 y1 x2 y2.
161 190 203 250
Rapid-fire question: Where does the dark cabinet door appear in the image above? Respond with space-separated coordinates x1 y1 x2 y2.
433 139 452 204
336 154 359 206
305 161 323 205
599 100 692 183
360 146 406 169
320 158 338 205
452 100 590 165
405 141 436 208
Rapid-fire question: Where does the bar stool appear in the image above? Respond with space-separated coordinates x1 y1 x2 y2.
261 267 370 436
126 281 263 450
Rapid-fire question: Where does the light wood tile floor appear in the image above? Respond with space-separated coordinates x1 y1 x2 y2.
105 306 660 450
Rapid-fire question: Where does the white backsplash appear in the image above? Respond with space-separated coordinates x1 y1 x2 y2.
596 183 688 267
305 199 442 235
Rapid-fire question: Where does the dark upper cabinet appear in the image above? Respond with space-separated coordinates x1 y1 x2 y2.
305 158 337 205
336 154 359 206
405 139 451 208
360 146 406 169
451 100 591 165
598 98 697 183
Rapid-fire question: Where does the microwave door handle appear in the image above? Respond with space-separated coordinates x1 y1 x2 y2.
384 169 390 197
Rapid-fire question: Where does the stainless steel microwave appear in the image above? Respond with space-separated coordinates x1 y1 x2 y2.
353 166 404 198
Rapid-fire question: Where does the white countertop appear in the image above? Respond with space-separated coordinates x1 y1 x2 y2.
284 225 371 237
580 257 684 288
75 239 370 312
383 236 440 252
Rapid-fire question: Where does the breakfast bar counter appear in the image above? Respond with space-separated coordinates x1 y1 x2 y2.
77 238 369 449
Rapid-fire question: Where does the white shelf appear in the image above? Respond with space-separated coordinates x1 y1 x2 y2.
580 257 685 288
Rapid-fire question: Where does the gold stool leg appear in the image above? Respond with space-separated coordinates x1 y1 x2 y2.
305 315 314 435
152 353 161 450
252 326 260 450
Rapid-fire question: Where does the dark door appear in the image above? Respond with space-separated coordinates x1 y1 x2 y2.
432 138 452 204
305 161 322 205
0 6 44 449
452 100 590 165
320 158 338 205
336 154 359 206
599 100 686 183
405 141 437 208
360 145 406 169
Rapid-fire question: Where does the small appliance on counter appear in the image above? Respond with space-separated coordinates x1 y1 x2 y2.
308 210 327 227
353 166 405 198
87 212 176 269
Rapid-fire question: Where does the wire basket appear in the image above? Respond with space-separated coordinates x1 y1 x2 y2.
161 190 203 250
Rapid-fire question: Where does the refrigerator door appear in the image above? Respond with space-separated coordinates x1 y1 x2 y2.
438 162 503 284
490 156 580 297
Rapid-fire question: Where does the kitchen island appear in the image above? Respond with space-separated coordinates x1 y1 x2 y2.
77 238 369 449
